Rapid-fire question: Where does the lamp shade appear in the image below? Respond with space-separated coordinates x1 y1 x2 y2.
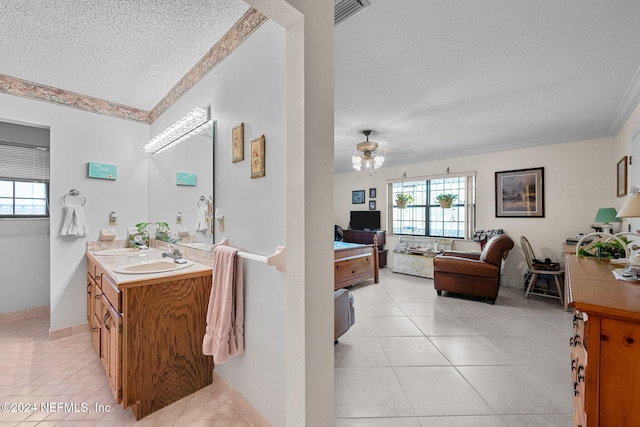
595 207 621 223
618 193 640 218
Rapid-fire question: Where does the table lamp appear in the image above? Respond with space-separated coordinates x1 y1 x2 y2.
595 207 621 233
617 187 640 218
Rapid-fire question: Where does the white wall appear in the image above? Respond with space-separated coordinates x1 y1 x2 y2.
335 135 624 288
0 219 49 313
0 93 149 329
149 20 287 427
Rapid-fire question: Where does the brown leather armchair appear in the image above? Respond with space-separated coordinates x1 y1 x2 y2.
433 234 515 304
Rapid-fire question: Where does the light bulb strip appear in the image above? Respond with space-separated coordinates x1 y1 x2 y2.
144 106 211 154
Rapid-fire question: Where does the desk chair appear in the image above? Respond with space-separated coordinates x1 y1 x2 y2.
521 236 565 308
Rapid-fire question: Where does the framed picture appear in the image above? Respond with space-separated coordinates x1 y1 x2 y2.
232 123 244 163
369 200 376 210
369 188 377 198
250 135 265 178
352 190 365 204
495 167 545 218
617 156 628 197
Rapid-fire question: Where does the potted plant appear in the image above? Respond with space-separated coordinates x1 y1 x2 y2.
395 193 413 209
436 193 458 208
578 236 630 259
154 221 172 242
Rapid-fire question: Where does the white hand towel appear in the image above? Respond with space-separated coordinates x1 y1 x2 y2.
195 206 208 231
61 206 88 236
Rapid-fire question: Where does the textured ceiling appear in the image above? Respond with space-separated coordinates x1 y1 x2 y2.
0 0 250 111
2 1 640 173
334 0 640 172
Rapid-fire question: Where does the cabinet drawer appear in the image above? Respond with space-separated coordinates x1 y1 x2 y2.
96 266 121 313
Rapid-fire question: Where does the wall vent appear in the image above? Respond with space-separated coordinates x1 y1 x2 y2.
335 0 371 26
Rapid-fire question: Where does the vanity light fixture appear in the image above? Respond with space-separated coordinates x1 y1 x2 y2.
144 106 213 154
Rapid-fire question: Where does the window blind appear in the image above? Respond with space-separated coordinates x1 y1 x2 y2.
0 142 50 181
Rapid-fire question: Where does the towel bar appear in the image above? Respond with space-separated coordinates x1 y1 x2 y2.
214 238 286 272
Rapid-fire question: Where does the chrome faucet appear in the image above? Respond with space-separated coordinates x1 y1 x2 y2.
162 245 187 263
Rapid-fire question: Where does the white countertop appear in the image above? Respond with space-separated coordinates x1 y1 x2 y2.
87 248 212 285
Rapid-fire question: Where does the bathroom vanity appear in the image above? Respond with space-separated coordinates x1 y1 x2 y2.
86 247 213 420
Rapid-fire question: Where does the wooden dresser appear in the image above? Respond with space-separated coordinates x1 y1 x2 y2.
342 229 387 267
566 256 640 427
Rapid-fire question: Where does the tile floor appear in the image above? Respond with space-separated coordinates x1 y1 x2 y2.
335 268 574 427
0 268 573 427
0 313 252 426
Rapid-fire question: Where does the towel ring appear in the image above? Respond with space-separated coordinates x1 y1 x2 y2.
63 189 86 207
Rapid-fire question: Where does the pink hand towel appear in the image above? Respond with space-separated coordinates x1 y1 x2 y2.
203 245 244 364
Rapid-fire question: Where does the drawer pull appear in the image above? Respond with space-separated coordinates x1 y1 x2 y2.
570 335 581 346
103 312 111 330
92 326 99 333
573 382 579 396
572 313 583 327
87 283 92 294
571 359 576 371
95 294 101 300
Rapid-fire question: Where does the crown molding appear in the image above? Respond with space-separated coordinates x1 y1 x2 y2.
610 62 640 135
0 8 268 125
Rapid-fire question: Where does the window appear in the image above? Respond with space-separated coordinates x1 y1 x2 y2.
389 174 476 238
0 142 50 218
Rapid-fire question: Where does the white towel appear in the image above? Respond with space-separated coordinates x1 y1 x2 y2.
195 206 208 231
61 206 88 236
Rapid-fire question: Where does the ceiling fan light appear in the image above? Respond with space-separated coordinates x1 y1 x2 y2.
373 154 384 169
350 130 386 173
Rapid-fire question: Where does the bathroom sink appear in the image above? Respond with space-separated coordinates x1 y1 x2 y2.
114 260 193 274
93 248 154 256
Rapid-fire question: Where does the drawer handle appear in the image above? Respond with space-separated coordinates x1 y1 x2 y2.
572 313 583 327
571 359 576 371
574 382 579 396
95 294 101 300
103 312 111 330
570 335 581 347
92 326 99 333
87 283 92 295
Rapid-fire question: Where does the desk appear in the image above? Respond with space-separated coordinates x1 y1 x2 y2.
567 256 640 426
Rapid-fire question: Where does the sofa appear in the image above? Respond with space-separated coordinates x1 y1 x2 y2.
433 234 515 304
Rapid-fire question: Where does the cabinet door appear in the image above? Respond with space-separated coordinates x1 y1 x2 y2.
89 285 103 355
101 297 122 403
87 274 94 324
599 317 640 426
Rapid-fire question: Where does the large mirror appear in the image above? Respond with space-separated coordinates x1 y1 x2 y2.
148 126 214 250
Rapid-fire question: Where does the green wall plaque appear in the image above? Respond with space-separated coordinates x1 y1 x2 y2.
88 162 117 180
176 172 197 186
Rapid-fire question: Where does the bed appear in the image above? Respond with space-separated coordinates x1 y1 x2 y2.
334 241 379 290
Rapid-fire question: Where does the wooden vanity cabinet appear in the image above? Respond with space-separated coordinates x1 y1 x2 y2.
86 253 213 420
567 256 640 427
86 259 102 355
101 296 122 402
87 257 122 402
